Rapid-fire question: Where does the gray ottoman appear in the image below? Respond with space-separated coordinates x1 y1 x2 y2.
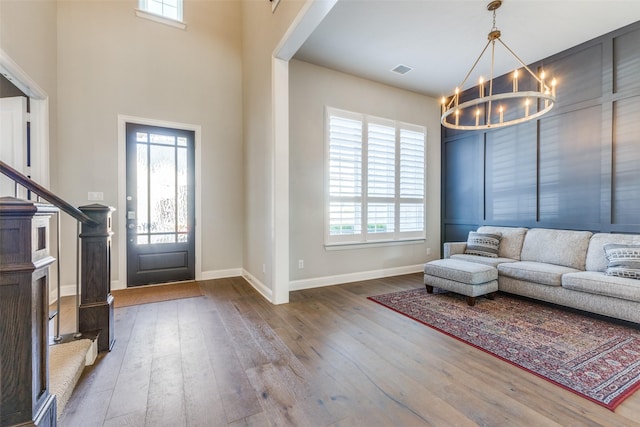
423 259 498 306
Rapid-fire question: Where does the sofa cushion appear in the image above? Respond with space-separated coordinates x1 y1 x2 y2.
586 233 640 272
604 244 640 279
464 231 501 258
562 271 640 302
477 226 528 260
497 261 581 287
451 254 518 268
519 228 592 270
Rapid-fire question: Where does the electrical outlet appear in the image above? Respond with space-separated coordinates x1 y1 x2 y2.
298 259 304 269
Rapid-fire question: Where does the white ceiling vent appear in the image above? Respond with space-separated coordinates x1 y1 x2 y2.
391 64 413 75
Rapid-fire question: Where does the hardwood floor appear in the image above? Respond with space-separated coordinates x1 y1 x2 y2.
59 274 640 426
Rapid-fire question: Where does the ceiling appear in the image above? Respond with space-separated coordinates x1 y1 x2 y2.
294 0 640 98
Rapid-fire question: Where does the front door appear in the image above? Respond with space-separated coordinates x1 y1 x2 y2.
126 123 195 287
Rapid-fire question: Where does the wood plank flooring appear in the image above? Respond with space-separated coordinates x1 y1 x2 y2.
58 274 640 426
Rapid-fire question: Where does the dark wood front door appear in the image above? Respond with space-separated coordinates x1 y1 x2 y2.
126 123 195 286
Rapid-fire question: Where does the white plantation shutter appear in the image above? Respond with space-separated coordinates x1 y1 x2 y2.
399 203 424 232
326 107 426 245
367 122 395 197
367 121 396 235
399 126 425 233
400 128 425 198
329 115 362 197
328 112 362 239
368 203 395 233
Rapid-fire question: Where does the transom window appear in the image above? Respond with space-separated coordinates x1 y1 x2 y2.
139 0 183 22
326 107 426 246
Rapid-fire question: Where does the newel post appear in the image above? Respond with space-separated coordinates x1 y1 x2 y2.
0 197 57 426
78 204 115 352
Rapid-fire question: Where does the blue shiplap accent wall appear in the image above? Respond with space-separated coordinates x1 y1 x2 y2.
442 21 640 245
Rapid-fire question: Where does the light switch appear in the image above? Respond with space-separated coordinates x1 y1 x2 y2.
88 191 104 201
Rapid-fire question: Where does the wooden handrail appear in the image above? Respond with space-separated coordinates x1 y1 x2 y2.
0 160 98 226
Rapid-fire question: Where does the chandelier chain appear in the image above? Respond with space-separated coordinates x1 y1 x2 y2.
492 7 497 32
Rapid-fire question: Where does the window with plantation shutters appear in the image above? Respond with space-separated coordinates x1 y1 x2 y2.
326 107 426 246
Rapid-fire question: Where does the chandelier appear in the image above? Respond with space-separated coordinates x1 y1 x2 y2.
441 0 557 131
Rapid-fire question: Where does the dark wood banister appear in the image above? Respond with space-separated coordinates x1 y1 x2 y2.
1 161 115 426
0 160 98 226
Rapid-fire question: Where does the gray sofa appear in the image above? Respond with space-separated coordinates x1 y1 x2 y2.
440 226 640 324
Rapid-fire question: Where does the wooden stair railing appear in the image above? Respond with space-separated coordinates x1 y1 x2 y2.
1 160 114 427
0 161 98 227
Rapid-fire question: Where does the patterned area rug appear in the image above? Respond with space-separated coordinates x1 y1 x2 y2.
369 288 640 410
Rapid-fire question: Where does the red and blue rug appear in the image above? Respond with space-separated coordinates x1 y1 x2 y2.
368 288 640 410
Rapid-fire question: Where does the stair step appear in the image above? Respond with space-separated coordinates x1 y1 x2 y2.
49 336 96 420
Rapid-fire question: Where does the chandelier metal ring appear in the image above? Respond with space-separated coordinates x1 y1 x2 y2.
441 91 556 130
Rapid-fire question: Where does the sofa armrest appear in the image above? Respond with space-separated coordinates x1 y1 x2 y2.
444 242 467 258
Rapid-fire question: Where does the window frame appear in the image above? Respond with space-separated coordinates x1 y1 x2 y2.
136 0 186 30
325 107 427 247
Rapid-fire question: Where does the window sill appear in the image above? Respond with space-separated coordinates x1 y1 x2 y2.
135 9 186 30
325 239 425 251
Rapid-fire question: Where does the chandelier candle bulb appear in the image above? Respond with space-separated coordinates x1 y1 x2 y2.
479 77 485 97
455 87 460 106
540 71 546 92
513 69 518 92
545 87 550 108
525 98 530 117
499 106 504 123
551 78 557 97
476 109 480 126
441 97 446 114
455 110 459 126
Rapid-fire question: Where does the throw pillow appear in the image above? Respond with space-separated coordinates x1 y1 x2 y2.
604 244 640 280
465 231 501 258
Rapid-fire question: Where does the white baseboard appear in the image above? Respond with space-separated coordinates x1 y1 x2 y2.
289 264 424 292
242 269 273 302
51 265 421 305
111 280 124 291
53 269 244 301
198 268 244 281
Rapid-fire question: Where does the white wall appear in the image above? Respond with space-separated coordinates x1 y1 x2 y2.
288 59 441 288
55 0 244 288
240 0 306 301
0 0 58 181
